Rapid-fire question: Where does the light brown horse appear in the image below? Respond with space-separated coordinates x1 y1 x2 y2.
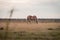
27 15 38 23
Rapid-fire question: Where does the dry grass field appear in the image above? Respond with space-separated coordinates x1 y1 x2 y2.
0 20 60 40
0 21 60 32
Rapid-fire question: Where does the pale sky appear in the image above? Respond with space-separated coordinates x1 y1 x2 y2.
0 0 60 19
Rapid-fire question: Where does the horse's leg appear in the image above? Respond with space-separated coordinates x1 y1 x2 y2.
27 19 31 24
32 19 35 23
33 19 35 23
36 20 38 24
35 19 38 24
29 20 31 24
30 19 32 24
31 19 34 23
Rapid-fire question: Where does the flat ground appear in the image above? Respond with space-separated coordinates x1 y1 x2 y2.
0 21 60 32
0 21 60 40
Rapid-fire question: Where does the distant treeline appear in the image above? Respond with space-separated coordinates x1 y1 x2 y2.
0 19 60 23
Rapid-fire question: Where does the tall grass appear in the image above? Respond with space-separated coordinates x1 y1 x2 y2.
0 27 60 40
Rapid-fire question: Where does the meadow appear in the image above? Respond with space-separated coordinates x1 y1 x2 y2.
0 20 60 40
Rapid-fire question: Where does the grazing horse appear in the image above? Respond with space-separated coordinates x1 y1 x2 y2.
27 15 32 23
27 15 38 23
32 15 38 23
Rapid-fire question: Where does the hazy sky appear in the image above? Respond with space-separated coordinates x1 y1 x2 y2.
0 0 60 19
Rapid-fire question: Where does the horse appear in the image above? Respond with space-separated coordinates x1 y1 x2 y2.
32 15 38 23
27 15 32 23
27 15 38 24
